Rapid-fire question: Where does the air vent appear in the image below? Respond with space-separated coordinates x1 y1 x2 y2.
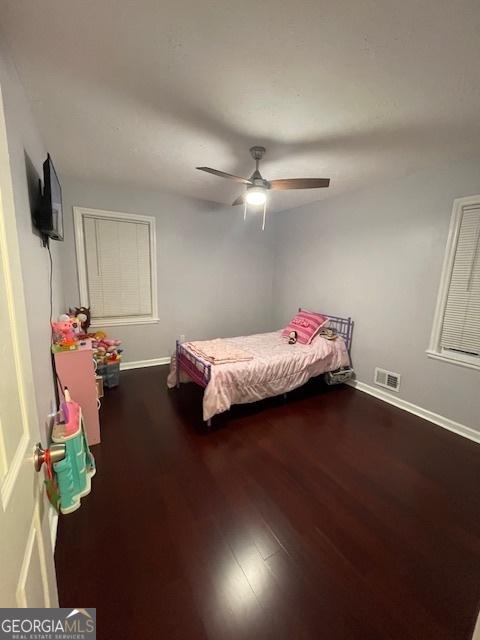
374 367 401 392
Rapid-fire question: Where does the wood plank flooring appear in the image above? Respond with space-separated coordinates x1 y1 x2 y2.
55 367 480 640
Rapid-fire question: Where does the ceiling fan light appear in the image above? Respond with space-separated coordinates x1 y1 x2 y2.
245 187 267 206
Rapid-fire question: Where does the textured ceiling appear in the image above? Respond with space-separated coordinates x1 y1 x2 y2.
1 0 480 212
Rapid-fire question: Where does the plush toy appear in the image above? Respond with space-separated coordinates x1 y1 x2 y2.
67 314 83 335
52 318 76 345
318 327 337 340
69 306 91 332
103 338 121 348
288 330 297 345
92 336 123 364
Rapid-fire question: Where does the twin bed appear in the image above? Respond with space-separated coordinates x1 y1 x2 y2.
167 312 353 426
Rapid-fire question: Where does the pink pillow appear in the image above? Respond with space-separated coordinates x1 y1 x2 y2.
282 310 329 344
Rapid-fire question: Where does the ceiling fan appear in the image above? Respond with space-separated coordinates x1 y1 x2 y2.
196 146 330 229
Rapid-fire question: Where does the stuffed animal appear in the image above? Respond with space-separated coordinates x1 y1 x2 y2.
62 313 83 335
69 306 91 332
92 336 123 364
318 327 337 340
103 338 121 348
288 330 297 344
52 318 76 345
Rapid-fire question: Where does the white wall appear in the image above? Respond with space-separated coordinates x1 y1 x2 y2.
273 156 480 433
0 46 64 442
60 177 275 362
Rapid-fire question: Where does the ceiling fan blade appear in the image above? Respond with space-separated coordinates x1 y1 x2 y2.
269 178 330 190
232 194 245 206
196 167 252 184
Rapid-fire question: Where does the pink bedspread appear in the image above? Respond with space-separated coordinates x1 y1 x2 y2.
186 338 253 364
167 331 350 421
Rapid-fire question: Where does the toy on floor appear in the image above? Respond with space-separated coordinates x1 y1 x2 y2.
90 331 123 387
51 387 96 514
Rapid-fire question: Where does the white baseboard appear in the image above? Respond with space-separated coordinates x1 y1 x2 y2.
48 505 58 552
120 357 170 371
347 379 480 444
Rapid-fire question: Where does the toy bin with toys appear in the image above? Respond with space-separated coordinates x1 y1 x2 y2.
91 331 122 388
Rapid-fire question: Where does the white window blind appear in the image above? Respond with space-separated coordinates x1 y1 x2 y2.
74 208 158 327
429 196 480 369
440 205 480 357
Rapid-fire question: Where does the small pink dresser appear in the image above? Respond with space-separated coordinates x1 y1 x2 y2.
54 341 101 446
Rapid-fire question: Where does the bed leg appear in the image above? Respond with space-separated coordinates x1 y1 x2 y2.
175 341 180 389
206 419 212 428
283 393 288 400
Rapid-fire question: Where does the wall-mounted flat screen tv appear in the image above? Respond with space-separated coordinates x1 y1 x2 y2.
36 153 63 241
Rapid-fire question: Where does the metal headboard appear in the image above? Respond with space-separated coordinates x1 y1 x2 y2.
298 308 354 354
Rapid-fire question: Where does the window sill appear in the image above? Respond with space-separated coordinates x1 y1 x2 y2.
90 317 159 328
426 349 480 372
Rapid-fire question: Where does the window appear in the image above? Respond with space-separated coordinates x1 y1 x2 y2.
74 207 158 327
428 195 480 370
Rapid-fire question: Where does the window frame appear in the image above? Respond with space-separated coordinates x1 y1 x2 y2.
73 206 158 328
427 195 480 371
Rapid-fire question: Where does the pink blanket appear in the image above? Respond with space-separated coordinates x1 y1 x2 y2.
167 331 350 421
186 338 253 364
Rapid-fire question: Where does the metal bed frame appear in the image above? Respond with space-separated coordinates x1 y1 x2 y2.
175 311 354 427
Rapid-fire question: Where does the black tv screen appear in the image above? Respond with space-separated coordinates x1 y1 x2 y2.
37 154 63 241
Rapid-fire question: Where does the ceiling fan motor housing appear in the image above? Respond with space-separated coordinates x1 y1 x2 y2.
249 146 266 160
249 175 269 189
249 147 269 187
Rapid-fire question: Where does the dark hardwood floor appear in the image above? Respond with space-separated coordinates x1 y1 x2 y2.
55 366 480 640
